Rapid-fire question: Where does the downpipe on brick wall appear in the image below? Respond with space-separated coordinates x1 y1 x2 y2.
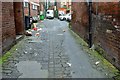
88 1 93 48
29 2 31 28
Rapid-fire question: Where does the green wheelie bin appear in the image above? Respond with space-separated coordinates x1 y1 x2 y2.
40 15 44 20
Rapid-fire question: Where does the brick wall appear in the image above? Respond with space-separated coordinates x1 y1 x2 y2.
24 2 39 17
0 2 2 55
92 2 120 69
71 2 89 42
2 2 16 53
14 2 25 35
71 2 120 70
2 2 25 54
30 6 38 17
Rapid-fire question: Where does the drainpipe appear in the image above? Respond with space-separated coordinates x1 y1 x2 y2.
45 0 47 18
54 0 57 18
29 2 31 17
88 0 92 48
22 2 26 34
28 2 31 28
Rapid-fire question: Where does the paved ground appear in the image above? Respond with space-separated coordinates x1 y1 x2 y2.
2 19 107 78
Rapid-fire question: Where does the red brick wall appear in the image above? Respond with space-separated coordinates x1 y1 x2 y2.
14 2 25 35
2 2 25 54
2 2 16 53
0 2 2 55
92 2 120 69
92 16 120 69
71 2 120 70
30 4 39 17
71 2 89 42
24 3 39 17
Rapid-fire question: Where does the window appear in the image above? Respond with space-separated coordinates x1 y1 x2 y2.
24 2 28 7
32 5 37 10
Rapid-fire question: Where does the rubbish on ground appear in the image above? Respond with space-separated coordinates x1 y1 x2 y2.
35 33 40 36
33 27 38 31
24 51 28 54
67 62 72 67
25 31 32 36
32 23 38 31
31 30 34 32
90 44 95 50
114 25 119 29
63 30 66 32
26 31 32 34
95 61 100 65
16 49 18 51
106 29 112 33
37 28 42 31
105 73 108 76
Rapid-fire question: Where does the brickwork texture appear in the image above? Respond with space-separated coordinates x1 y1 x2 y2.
2 2 24 54
71 2 120 70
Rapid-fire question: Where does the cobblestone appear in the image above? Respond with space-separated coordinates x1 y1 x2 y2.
2 20 71 78
2 19 109 78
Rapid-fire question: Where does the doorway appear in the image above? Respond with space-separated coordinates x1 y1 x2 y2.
13 2 24 38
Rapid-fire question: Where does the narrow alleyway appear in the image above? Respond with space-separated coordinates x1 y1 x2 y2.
2 19 107 78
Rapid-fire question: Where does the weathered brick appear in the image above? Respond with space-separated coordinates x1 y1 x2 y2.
2 2 24 54
71 2 120 70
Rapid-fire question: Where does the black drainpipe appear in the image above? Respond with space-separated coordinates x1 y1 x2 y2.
29 2 31 29
88 1 92 48
22 2 26 34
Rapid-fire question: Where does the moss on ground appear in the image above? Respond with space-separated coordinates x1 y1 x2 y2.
0 39 23 65
69 28 120 80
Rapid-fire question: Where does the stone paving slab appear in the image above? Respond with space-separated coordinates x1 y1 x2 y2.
2 20 71 78
2 19 111 79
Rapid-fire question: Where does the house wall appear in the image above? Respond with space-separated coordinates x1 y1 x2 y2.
0 2 2 55
30 4 39 17
2 2 16 53
2 2 24 54
14 2 25 35
71 2 89 42
71 2 120 70
24 1 40 17
92 2 120 69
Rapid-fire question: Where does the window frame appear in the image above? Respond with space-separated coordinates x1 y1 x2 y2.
32 4 37 10
24 2 29 8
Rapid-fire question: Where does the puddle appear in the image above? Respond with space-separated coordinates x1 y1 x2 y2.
16 61 48 78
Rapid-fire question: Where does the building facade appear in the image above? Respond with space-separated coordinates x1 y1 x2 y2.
1 2 25 55
24 0 40 17
71 2 120 70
